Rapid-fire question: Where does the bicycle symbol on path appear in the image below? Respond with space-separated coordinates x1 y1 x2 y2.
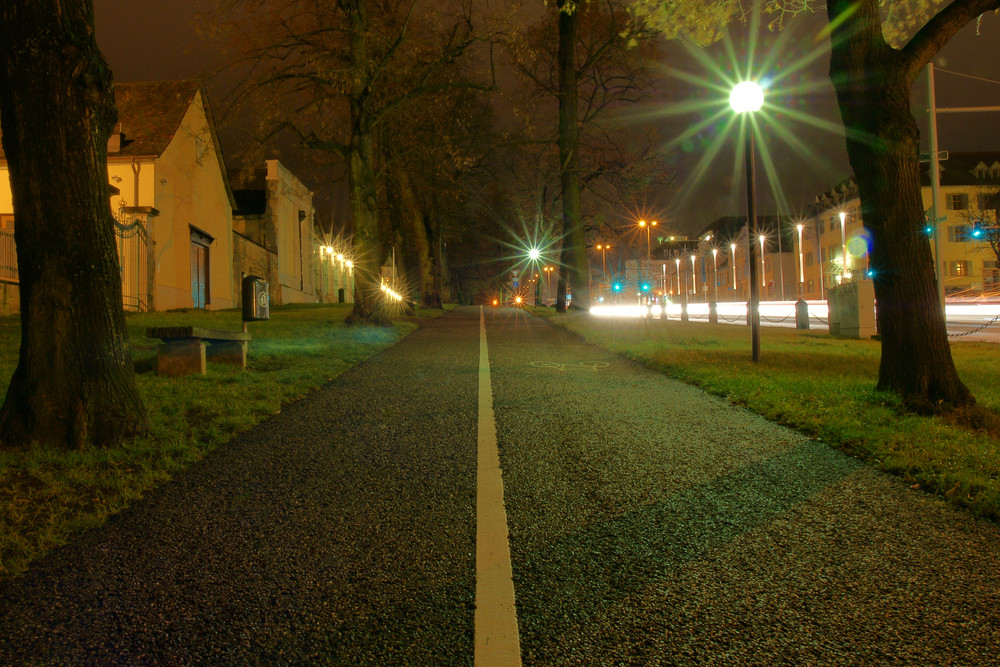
530 360 610 372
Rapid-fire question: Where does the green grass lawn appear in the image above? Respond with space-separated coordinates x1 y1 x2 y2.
536 308 1000 522
0 303 445 579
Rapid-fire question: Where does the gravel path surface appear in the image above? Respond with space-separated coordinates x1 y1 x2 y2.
0 310 480 665
485 308 1000 665
2 306 1000 665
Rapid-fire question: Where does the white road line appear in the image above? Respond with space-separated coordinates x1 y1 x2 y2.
475 307 522 666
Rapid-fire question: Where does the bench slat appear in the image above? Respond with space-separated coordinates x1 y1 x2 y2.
147 326 251 342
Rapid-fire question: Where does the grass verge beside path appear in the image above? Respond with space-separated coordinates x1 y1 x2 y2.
536 308 1000 522
0 303 447 580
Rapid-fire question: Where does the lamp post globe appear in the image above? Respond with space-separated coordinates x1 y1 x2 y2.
729 81 764 113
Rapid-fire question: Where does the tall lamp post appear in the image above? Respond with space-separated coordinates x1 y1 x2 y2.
712 248 719 302
839 211 849 281
796 223 805 297
596 243 610 297
730 80 764 362
638 220 657 262
730 242 737 294
596 244 609 276
759 234 767 294
690 254 698 298
638 220 657 304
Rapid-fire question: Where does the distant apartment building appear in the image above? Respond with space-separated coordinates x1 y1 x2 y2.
686 152 1000 302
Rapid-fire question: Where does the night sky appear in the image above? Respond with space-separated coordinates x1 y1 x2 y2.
93 1 1000 235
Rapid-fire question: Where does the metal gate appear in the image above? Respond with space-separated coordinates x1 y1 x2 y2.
114 206 148 312
0 228 16 284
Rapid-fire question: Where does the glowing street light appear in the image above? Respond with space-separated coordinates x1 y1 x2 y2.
730 79 763 362
674 257 681 296
730 81 764 114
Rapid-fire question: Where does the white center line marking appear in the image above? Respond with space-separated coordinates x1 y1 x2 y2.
475 306 522 666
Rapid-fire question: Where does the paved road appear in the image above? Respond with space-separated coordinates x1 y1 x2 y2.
2 306 1000 664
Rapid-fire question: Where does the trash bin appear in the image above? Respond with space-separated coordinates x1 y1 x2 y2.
242 275 270 321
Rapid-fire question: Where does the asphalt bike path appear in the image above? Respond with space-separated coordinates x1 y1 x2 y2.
0 308 482 664
1 305 999 664
484 306 1000 664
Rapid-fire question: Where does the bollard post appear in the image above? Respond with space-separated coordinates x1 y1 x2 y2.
795 298 810 330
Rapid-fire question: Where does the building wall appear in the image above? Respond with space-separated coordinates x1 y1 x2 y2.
921 185 996 293
0 171 10 215
264 159 317 305
233 231 278 308
142 90 235 311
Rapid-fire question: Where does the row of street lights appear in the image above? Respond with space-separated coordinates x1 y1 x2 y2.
319 245 354 303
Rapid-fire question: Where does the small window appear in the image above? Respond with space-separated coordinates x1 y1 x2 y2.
947 225 965 242
949 261 969 277
947 194 969 210
985 261 999 285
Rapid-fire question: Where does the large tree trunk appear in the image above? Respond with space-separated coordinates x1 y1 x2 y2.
344 0 390 327
556 0 590 312
0 0 148 448
826 0 973 411
392 166 441 308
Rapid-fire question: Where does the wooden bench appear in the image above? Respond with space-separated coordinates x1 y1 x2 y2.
146 326 252 377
